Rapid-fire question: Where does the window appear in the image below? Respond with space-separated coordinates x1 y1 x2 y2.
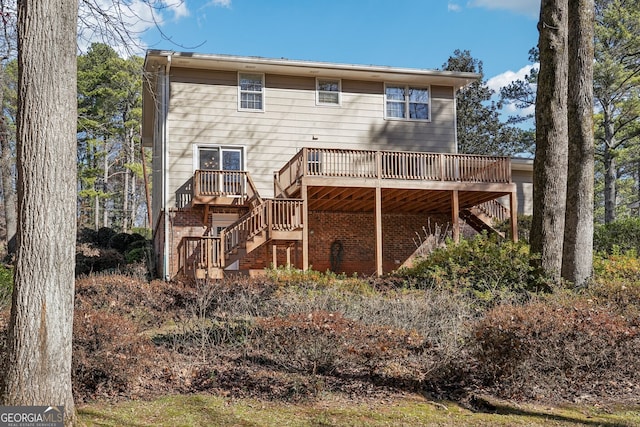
195 146 245 195
316 78 341 105
238 73 264 111
196 146 243 172
385 85 430 120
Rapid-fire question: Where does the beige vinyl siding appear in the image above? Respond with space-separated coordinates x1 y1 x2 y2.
512 170 533 215
151 73 165 226
165 67 457 204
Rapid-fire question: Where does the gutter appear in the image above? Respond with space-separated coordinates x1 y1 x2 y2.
163 53 172 280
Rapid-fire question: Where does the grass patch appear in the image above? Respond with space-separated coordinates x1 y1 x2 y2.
78 394 640 426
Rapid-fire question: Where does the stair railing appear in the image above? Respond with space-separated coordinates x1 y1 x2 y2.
220 198 304 261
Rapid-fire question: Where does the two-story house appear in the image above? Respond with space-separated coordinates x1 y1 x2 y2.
142 51 527 280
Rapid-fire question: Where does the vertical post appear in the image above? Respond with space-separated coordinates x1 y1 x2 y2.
510 191 519 243
206 238 212 272
272 244 277 268
375 186 383 276
286 245 291 268
451 190 460 243
219 231 226 268
266 199 273 240
302 184 309 271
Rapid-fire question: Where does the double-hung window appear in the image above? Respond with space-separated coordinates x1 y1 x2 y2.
316 78 341 105
385 84 430 120
238 73 264 111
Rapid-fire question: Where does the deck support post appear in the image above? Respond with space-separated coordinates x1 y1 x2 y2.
272 244 277 268
286 245 291 268
302 184 309 271
375 186 383 277
451 190 460 243
510 191 518 242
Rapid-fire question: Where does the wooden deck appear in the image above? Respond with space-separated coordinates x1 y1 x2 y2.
179 147 518 278
192 170 261 206
275 148 515 213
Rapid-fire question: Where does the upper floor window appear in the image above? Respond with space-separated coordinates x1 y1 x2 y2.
238 73 264 111
316 78 341 105
385 85 430 121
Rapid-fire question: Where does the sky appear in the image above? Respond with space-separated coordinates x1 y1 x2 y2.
131 0 541 112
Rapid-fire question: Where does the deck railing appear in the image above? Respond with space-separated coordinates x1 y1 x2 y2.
275 148 511 195
221 199 304 257
473 200 510 224
193 170 261 204
177 236 221 275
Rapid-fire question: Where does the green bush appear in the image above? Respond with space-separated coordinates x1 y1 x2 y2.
96 227 116 248
496 214 532 243
109 232 134 253
594 217 640 254
125 247 151 264
126 239 148 252
0 265 12 309
397 234 552 306
130 227 152 240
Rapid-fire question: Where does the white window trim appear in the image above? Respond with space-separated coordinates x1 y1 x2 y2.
192 144 246 173
383 83 431 122
238 72 265 112
315 78 342 107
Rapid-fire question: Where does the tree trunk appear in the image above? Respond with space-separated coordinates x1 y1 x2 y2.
603 106 617 223
129 127 137 230
562 0 595 287
531 0 570 280
3 0 78 425
103 153 108 228
0 114 17 255
123 162 129 232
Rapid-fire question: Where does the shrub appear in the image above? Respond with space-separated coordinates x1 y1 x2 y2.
594 217 640 254
250 310 425 387
472 298 640 401
398 234 552 307
77 227 98 244
109 232 133 253
125 247 151 264
130 227 152 240
76 248 125 276
96 227 116 248
591 250 640 317
496 214 532 243
73 308 154 401
0 265 12 309
593 249 640 282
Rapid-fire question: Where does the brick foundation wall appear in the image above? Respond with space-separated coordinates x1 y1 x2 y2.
161 208 457 278
238 242 303 271
167 208 208 278
308 211 450 275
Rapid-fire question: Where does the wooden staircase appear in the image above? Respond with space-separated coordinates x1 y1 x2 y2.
460 199 509 237
221 198 304 268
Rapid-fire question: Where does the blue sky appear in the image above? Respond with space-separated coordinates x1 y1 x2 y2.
137 0 540 102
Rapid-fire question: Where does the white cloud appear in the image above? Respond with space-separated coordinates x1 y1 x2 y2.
487 63 538 118
448 2 461 12
467 0 540 18
486 63 536 93
207 0 231 7
167 1 190 19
